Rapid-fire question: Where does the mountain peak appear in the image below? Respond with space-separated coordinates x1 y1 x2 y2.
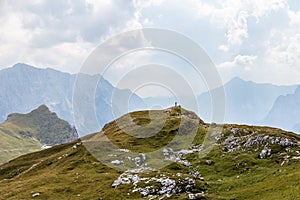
87 106 204 153
7 105 53 122
0 105 78 164
32 104 52 114
12 63 37 70
226 76 248 85
231 76 244 82
6 105 78 146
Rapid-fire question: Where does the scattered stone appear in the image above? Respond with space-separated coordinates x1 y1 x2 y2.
205 160 213 166
113 170 205 199
111 160 123 165
116 149 130 153
190 171 203 180
188 192 205 200
72 142 82 149
259 148 271 159
32 193 40 198
163 148 198 167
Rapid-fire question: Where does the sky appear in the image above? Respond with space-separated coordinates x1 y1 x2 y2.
0 0 300 96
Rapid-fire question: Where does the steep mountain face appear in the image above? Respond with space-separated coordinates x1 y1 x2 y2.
263 86 300 133
0 63 146 134
0 105 77 164
198 77 297 124
0 63 76 123
1 107 300 199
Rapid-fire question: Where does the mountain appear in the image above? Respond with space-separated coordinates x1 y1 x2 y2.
0 105 77 164
1 107 300 199
263 86 300 133
144 78 297 127
1 64 296 134
198 77 297 124
144 78 297 126
0 63 146 135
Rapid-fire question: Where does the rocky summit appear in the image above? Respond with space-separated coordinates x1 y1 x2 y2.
0 105 78 164
0 107 300 199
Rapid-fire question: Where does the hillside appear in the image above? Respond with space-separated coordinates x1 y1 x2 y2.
0 107 300 199
0 105 77 164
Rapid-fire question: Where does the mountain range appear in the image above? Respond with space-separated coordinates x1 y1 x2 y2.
0 63 299 134
145 77 298 132
198 77 297 125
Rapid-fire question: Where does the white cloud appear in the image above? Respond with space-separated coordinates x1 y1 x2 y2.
288 10 300 26
225 10 249 46
218 55 257 69
0 0 139 72
218 45 229 52
189 0 288 49
266 33 300 69
0 0 300 87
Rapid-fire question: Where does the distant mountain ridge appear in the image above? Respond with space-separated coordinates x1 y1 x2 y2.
198 77 297 125
0 63 146 135
144 77 297 129
1 63 299 134
0 105 77 164
263 86 300 133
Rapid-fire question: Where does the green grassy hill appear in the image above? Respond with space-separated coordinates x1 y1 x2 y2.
0 107 300 199
0 105 77 164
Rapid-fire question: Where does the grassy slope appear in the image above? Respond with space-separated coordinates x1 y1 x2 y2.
0 105 74 164
0 121 42 164
0 107 300 199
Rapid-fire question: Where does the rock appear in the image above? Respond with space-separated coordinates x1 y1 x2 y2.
134 154 147 166
190 171 202 179
177 160 192 167
188 193 205 199
231 128 240 135
259 148 271 159
280 138 292 147
132 174 140 184
111 160 123 165
112 175 131 188
72 142 82 149
116 149 130 153
176 173 182 177
205 160 213 165
32 193 40 198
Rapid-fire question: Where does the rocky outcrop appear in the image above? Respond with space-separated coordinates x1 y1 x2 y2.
222 127 299 159
112 172 206 199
